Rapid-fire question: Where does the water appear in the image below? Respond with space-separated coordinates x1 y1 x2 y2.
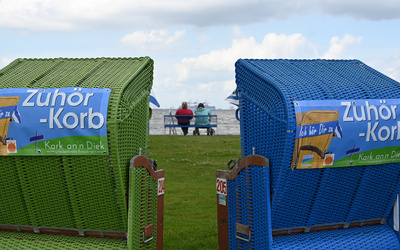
149 109 240 135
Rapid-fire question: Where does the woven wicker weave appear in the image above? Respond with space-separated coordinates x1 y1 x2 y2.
0 57 158 249
229 59 400 249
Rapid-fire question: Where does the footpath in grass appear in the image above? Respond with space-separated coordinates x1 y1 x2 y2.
147 135 241 250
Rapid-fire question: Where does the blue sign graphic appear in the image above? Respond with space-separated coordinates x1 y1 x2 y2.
0 88 111 156
293 99 400 168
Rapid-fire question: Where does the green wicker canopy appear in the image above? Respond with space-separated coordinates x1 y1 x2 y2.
0 57 154 243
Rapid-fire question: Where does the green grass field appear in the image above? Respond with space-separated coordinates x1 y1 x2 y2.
147 135 241 249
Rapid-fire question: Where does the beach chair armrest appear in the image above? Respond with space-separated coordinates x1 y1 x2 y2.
128 155 164 250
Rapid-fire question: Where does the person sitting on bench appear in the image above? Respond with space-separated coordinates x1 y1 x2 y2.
194 103 212 135
175 101 193 136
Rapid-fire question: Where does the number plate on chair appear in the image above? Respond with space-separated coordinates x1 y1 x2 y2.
158 178 165 196
216 178 227 196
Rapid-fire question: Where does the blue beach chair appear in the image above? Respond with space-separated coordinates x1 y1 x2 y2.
217 59 400 249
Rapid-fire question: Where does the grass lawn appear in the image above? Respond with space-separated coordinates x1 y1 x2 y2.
147 135 241 250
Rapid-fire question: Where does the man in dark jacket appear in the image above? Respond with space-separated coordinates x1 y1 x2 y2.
175 101 193 135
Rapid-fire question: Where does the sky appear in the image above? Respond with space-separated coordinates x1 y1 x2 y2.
0 0 400 109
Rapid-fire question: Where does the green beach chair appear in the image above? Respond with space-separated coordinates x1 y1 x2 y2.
0 57 164 249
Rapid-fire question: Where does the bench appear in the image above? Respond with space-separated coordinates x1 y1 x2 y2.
217 59 400 249
0 57 164 249
164 115 217 135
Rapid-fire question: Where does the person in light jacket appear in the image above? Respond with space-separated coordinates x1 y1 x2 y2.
194 103 212 135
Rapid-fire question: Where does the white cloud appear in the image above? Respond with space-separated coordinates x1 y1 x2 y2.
196 80 236 102
322 34 363 59
174 63 190 82
317 0 400 20
0 0 399 33
197 34 212 43
232 26 246 39
120 29 186 51
0 0 76 33
176 32 313 81
223 80 236 92
1 58 12 68
381 59 400 82
197 81 223 91
154 76 183 88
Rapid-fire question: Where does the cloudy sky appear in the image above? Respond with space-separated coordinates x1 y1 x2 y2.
1 0 400 109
